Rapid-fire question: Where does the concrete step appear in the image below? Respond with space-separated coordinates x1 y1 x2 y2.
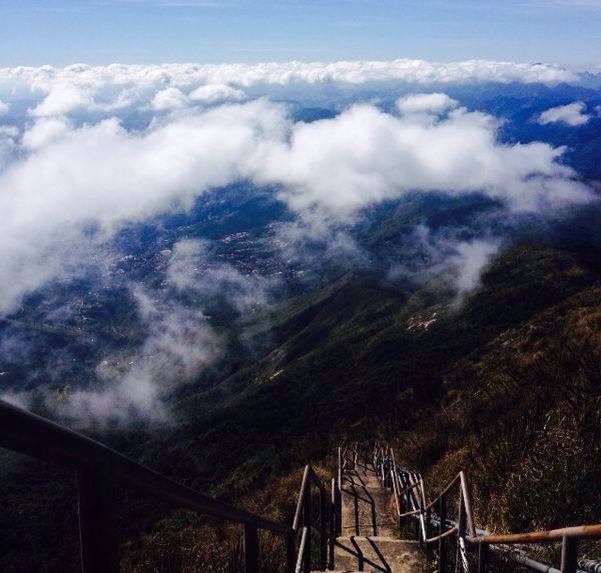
340 464 398 537
334 536 423 573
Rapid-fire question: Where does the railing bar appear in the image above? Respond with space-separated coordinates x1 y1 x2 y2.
561 537 579 573
425 474 462 511
425 526 459 543
0 400 290 534
295 527 308 573
399 507 422 518
459 472 476 538
469 524 601 544
293 466 311 532
397 481 423 497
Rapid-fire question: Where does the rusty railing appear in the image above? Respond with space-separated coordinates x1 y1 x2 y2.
371 442 601 573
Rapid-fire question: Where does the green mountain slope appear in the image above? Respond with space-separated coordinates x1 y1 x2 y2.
1 242 599 573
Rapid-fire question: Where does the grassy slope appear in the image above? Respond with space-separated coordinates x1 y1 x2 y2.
1 243 599 572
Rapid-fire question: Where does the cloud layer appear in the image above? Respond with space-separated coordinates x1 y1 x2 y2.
538 101 592 126
259 99 592 219
0 60 577 100
0 93 594 315
0 62 597 425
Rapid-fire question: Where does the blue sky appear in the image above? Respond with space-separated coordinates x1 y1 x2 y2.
0 0 600 68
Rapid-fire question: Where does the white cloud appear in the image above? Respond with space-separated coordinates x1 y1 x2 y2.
255 101 593 221
538 101 591 126
0 99 287 314
22 117 72 150
151 86 189 111
0 125 19 170
386 225 501 295
189 83 245 103
58 285 221 426
0 99 9 115
450 238 501 293
396 93 458 115
43 238 274 426
0 60 580 127
0 390 30 410
0 95 593 317
30 83 95 117
0 60 577 101
167 238 274 312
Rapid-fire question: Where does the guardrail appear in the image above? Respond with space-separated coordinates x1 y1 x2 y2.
4 404 595 573
0 399 294 573
371 442 601 573
291 465 337 573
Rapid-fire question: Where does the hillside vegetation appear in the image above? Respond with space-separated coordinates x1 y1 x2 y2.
1 242 599 572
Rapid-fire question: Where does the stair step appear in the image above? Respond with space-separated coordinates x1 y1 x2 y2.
340 466 398 537
334 536 422 573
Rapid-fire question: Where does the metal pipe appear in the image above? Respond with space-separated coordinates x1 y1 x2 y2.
469 525 601 545
293 466 311 532
0 400 290 534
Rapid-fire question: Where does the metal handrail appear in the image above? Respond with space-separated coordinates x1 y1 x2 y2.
291 464 332 573
294 527 309 573
360 441 600 573
0 399 292 573
469 525 601 545
391 452 601 573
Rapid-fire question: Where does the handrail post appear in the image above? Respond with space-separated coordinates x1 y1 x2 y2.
560 536 578 573
425 506 431 554
244 522 259 573
477 542 488 573
438 494 446 573
418 495 425 546
337 447 342 488
77 462 120 573
329 478 336 569
286 530 296 573
303 482 312 573
319 486 327 571
455 493 466 573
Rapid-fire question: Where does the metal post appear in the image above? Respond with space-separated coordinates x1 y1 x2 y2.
286 530 296 573
398 472 408 534
244 522 259 573
319 488 327 570
329 479 336 569
418 495 424 546
477 543 488 573
438 495 446 573
455 494 466 573
77 462 120 573
561 536 579 573
304 486 312 573
425 506 431 554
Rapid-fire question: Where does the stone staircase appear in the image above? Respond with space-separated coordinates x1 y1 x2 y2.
317 460 424 573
